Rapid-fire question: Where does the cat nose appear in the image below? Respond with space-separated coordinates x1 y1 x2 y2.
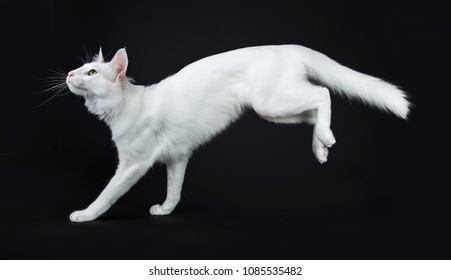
68 71 74 77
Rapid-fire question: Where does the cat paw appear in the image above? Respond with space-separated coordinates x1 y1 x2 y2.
316 128 336 148
314 144 329 164
69 210 96 222
150 204 172 216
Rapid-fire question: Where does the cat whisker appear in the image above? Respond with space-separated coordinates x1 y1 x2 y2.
75 95 82 105
41 81 66 87
38 76 66 81
32 82 67 95
47 68 67 76
79 43 91 64
39 79 66 85
104 48 114 60
35 86 69 108
74 56 86 64
57 91 71 97
34 68 71 106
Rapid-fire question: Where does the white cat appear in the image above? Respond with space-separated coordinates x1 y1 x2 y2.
65 45 409 222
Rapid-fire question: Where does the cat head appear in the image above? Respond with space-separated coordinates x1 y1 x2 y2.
66 48 130 99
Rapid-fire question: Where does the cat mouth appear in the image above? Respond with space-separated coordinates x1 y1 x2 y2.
67 82 87 95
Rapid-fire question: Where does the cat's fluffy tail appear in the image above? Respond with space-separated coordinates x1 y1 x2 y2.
299 46 410 119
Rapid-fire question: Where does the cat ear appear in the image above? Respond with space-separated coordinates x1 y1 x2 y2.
94 47 104 63
110 48 128 81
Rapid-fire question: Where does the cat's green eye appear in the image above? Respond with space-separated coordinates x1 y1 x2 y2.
87 69 97 76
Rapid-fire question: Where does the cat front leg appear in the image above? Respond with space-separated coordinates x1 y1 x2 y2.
150 158 188 216
69 161 152 222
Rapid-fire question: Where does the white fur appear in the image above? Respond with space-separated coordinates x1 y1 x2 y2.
66 45 409 222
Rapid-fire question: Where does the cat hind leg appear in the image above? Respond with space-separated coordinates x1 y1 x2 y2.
258 110 317 125
254 84 336 163
261 111 330 163
313 126 329 164
314 87 336 148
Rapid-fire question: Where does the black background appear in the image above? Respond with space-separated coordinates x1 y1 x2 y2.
0 0 449 259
